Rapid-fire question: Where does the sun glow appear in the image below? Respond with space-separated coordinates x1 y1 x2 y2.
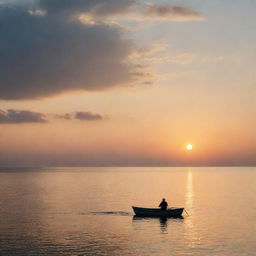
186 144 193 151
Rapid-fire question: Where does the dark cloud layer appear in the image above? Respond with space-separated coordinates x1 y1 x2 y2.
0 109 46 123
0 0 202 100
0 2 134 100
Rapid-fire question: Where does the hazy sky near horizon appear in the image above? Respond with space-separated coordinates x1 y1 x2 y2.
0 0 255 166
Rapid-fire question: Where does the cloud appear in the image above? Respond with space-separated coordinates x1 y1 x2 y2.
55 111 104 121
0 2 135 100
0 1 203 100
75 112 103 121
143 3 204 21
0 109 47 123
38 0 203 21
76 2 204 23
128 43 194 85
0 109 105 123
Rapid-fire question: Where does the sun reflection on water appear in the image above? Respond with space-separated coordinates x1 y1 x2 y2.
184 168 201 248
186 169 194 210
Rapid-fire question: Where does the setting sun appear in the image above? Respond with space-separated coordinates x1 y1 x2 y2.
186 144 193 151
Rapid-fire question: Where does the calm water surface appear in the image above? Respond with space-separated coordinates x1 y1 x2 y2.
0 167 256 256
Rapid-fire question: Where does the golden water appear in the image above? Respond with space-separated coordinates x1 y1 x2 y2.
0 167 255 255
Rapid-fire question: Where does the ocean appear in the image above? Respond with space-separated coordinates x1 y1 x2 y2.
0 167 255 256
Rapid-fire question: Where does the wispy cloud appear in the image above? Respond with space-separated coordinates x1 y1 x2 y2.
78 2 204 26
54 113 72 120
143 3 204 21
37 0 203 21
128 42 195 85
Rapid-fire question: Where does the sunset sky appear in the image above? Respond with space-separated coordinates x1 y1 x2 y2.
0 0 255 166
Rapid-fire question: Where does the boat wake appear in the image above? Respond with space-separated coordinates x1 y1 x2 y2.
88 211 133 216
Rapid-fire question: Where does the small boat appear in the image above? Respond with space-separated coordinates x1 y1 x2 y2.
132 206 184 217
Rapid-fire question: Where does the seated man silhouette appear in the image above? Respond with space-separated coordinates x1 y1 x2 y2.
159 198 168 210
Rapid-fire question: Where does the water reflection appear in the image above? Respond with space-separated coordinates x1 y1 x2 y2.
2 167 256 256
132 216 183 235
184 168 201 248
186 169 194 210
159 217 168 233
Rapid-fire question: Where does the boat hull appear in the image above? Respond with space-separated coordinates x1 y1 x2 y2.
132 206 184 217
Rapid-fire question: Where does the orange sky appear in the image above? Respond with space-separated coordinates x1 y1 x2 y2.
0 0 255 166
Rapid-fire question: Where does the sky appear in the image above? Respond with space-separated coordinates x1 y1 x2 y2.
0 0 255 166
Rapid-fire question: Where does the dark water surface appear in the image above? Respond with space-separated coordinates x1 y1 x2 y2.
0 167 256 256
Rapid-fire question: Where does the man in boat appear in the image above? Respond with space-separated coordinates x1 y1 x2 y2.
159 198 168 210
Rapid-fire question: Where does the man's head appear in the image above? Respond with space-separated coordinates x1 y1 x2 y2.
162 198 165 201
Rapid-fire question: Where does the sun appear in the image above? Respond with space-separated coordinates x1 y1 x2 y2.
186 144 193 151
